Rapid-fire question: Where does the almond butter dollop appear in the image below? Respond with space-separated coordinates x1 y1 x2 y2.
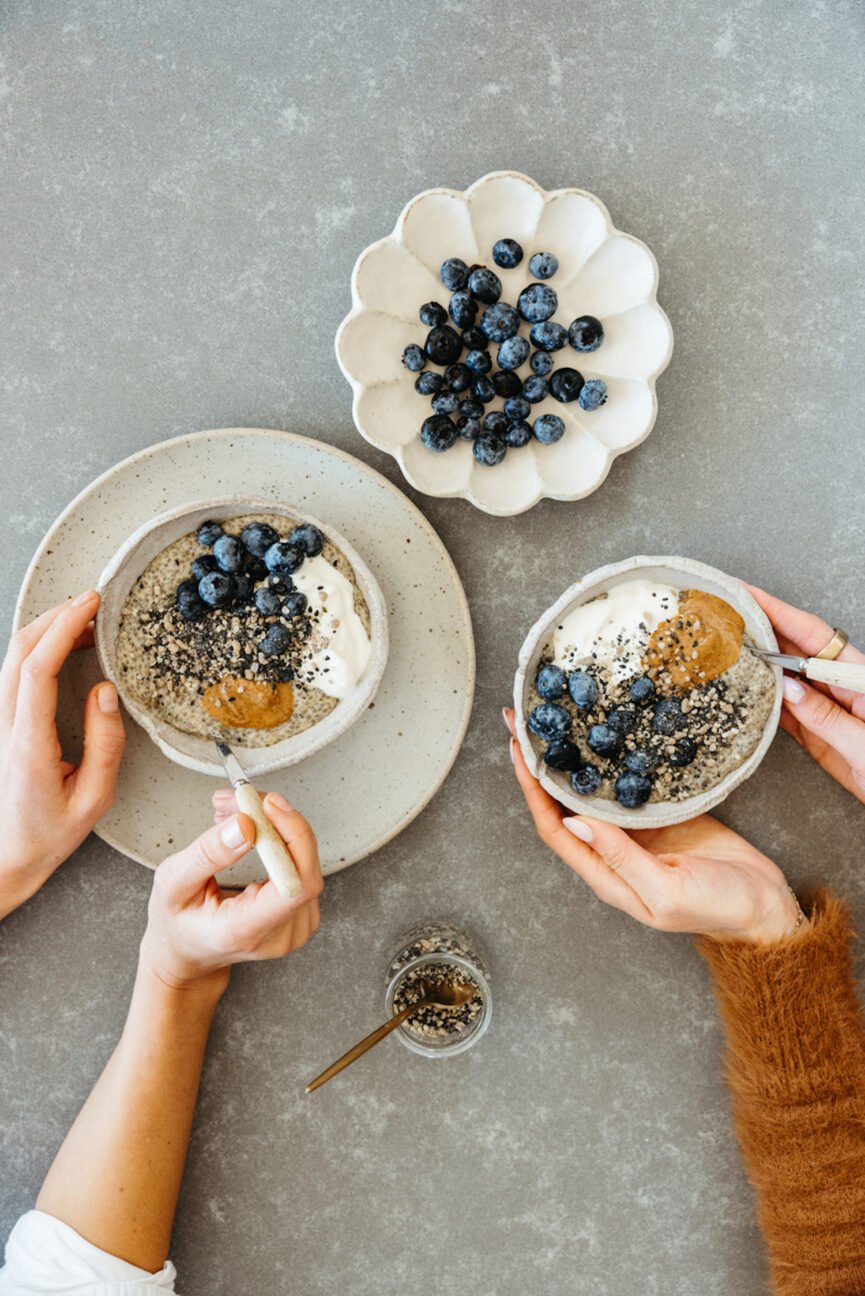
644 589 744 691
201 677 295 729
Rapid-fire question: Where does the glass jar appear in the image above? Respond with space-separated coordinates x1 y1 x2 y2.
384 921 492 1058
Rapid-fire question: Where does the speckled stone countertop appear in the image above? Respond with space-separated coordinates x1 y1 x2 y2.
1 3 863 1293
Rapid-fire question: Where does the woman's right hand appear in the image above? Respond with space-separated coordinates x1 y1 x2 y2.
747 585 865 803
140 792 323 992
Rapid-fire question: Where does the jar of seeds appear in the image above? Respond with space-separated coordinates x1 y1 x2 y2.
384 922 492 1058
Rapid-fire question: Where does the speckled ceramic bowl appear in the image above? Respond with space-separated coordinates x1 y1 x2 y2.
336 171 673 516
514 556 782 828
95 496 389 778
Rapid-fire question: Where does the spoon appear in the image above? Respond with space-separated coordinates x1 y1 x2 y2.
306 979 477 1094
750 650 865 695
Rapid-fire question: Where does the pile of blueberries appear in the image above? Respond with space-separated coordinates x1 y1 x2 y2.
174 519 324 660
527 663 697 808
402 239 608 467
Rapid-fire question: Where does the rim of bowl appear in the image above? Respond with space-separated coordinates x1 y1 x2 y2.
94 495 389 778
513 555 782 829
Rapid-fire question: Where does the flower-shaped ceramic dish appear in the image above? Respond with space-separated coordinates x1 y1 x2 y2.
514 556 782 828
95 496 389 779
336 171 673 516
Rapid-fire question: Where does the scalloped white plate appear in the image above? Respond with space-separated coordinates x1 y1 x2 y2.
336 171 673 516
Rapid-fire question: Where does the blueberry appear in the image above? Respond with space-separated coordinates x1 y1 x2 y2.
260 623 292 657
472 435 507 467
213 534 244 573
527 702 571 740
578 379 608 412
449 290 477 329
431 391 458 415
607 705 637 733
522 375 548 403
568 315 604 353
629 676 655 705
415 371 442 396
504 419 532 448
529 251 559 280
176 579 206 621
240 522 278 557
458 417 481 440
587 723 624 759
233 572 254 603
624 750 659 777
197 521 223 547
402 344 426 372
459 398 484 419
493 370 522 397
536 663 566 700
468 268 502 304
567 671 599 709
465 348 492 374
518 283 558 322
191 554 219 582
549 368 585 403
570 765 602 795
497 336 530 370
652 698 685 735
480 302 520 342
245 556 267 581
419 301 447 327
472 375 496 404
425 325 462 366
198 571 235 608
255 587 281 616
420 414 458 452
530 350 554 375
615 772 653 808
533 413 566 444
443 363 471 393
440 257 468 291
482 410 507 435
492 238 523 269
529 321 567 351
544 738 583 772
669 737 698 767
264 541 304 576
461 326 488 351
503 395 531 421
288 523 324 557
282 591 308 618
268 573 293 595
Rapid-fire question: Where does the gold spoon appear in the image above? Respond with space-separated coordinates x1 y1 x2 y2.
306 979 477 1094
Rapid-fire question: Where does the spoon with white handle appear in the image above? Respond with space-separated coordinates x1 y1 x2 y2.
752 650 865 695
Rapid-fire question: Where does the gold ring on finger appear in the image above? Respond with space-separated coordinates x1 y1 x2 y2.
816 628 849 661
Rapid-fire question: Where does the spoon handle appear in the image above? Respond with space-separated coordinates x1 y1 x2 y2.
805 658 865 695
306 1000 429 1094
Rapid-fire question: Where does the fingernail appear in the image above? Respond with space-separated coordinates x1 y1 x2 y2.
97 683 119 713
509 737 517 765
265 792 292 811
502 707 515 735
563 817 594 843
73 589 97 607
783 677 806 704
212 788 233 802
220 816 247 849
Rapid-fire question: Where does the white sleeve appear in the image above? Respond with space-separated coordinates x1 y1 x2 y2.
0 1212 179 1295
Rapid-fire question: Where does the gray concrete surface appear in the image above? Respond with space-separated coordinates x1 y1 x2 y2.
1 2 863 1292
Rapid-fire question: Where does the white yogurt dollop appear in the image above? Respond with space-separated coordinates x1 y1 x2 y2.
291 556 371 700
552 580 678 684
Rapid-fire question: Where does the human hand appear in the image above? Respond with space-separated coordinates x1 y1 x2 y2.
140 791 323 991
0 591 126 920
504 710 802 944
746 584 865 804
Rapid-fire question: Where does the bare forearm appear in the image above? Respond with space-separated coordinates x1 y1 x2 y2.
37 948 227 1273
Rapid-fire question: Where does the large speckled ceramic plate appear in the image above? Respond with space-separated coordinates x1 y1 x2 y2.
14 430 475 882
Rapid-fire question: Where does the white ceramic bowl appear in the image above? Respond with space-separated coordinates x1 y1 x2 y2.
336 171 673 516
95 496 389 778
513 556 782 828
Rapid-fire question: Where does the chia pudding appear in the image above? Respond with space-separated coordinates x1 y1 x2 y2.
526 580 775 809
114 513 372 747
385 923 491 1055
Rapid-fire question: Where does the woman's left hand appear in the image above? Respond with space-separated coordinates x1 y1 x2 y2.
504 709 802 944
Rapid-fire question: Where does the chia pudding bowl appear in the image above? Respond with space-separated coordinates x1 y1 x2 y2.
514 557 782 829
384 923 492 1058
95 497 388 778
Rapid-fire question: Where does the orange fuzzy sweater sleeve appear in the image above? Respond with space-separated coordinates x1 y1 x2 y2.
697 892 865 1296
